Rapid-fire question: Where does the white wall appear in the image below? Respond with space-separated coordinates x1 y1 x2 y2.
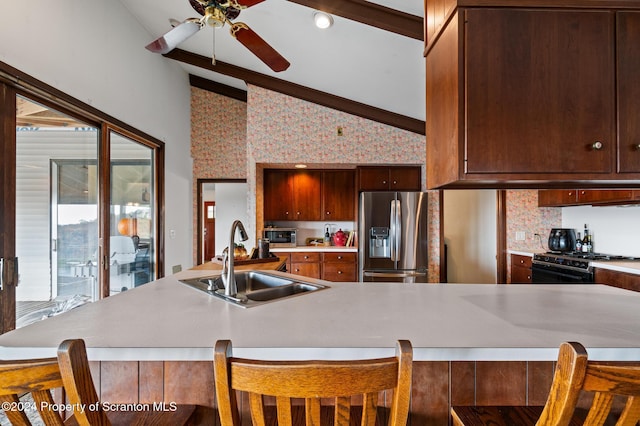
444 190 497 283
0 1 193 272
562 205 640 257
215 184 251 258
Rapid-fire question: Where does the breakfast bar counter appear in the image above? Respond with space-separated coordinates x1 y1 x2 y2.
1 271 640 361
1 272 640 424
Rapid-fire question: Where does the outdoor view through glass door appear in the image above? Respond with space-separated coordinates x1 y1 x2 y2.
16 96 98 327
109 131 155 294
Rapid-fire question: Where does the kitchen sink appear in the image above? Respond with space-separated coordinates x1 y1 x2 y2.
179 271 328 308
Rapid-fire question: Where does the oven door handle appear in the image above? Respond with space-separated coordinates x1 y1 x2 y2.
531 265 590 282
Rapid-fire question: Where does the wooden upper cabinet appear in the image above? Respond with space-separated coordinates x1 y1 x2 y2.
538 190 578 207
322 170 355 221
264 169 356 221
357 166 422 191
465 9 615 175
263 170 321 221
264 170 294 220
538 189 638 206
291 171 321 221
617 11 640 173
424 4 640 188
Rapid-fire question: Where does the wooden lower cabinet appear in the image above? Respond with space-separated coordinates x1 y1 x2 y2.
289 252 321 279
510 254 532 284
594 268 640 292
278 251 357 282
92 359 563 425
322 252 357 282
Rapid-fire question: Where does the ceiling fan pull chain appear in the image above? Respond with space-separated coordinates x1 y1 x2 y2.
212 28 216 65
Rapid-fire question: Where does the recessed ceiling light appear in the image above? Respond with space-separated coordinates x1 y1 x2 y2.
313 11 333 29
294 164 308 169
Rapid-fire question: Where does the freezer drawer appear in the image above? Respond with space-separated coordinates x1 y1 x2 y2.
362 270 428 283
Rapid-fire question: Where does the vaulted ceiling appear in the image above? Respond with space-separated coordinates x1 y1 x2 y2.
119 0 426 134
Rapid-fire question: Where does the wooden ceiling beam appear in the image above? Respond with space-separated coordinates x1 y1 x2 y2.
287 0 423 41
166 49 425 135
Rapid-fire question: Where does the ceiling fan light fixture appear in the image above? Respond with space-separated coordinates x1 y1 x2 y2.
313 11 333 29
205 6 226 27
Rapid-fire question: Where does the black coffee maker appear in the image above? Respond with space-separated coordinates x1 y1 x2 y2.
548 228 577 252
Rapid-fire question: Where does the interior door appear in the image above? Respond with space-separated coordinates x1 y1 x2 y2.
204 201 215 262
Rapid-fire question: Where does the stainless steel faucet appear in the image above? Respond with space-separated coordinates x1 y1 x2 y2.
221 220 249 297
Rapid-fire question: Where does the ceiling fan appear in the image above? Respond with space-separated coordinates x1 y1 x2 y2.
145 0 290 72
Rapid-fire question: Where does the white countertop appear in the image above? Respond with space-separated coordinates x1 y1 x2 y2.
2 269 640 363
270 246 357 253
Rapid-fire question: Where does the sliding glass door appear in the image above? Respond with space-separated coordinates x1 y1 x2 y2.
109 132 155 294
16 97 99 327
0 74 164 333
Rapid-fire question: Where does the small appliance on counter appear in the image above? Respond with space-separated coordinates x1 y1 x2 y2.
548 228 577 253
262 227 297 248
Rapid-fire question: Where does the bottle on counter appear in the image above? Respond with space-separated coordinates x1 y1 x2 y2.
582 224 591 253
575 232 582 252
324 227 331 246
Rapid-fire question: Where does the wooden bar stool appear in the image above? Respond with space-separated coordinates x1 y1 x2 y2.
214 339 413 426
57 339 197 425
451 341 640 426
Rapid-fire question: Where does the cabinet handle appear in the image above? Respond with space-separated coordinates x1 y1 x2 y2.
285 211 289 215
304 256 309 259
393 180 397 185
326 211 331 215
519 260 524 264
592 141 603 150
635 144 640 151
337 256 343 260
568 191 573 196
297 211 301 215
295 268 300 272
580 190 586 195
338 271 343 274
382 180 387 184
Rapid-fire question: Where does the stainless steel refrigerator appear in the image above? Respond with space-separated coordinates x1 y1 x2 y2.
358 192 428 283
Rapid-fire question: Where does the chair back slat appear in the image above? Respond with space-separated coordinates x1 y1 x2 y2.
214 339 413 426
334 395 351 426
0 358 66 426
305 397 321 425
617 397 640 426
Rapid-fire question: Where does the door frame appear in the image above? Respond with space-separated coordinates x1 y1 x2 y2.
196 179 246 265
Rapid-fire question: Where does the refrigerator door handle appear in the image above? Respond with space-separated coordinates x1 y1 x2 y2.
363 271 427 278
394 199 401 262
389 200 396 261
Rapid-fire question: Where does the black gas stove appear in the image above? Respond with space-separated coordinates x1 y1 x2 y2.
532 252 640 283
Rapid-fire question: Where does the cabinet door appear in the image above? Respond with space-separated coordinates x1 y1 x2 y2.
322 170 355 221
292 171 321 221
594 268 640 292
510 255 532 284
264 170 293 220
577 189 634 204
389 167 422 191
617 12 640 173
538 190 578 207
465 9 615 174
358 167 390 191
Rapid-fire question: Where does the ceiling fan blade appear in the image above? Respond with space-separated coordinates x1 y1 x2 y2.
233 0 266 7
230 23 290 72
145 20 202 54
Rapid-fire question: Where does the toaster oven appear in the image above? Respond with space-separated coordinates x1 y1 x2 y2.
262 228 297 248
